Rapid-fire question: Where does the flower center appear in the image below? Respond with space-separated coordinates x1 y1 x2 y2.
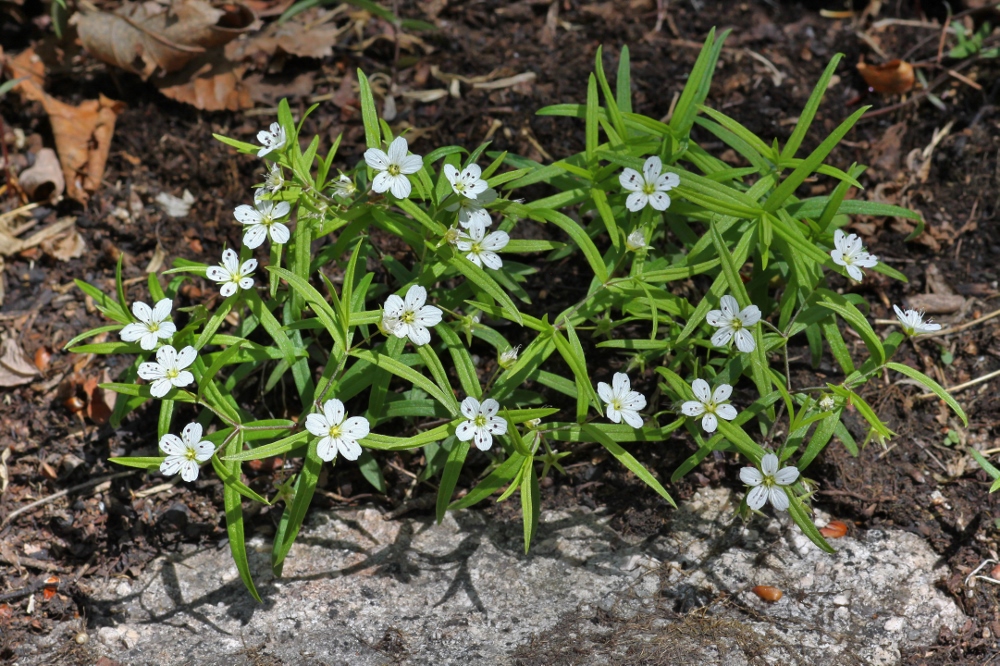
184 448 198 461
148 322 160 333
610 398 623 411
703 400 718 415
471 242 482 254
166 367 179 380
474 415 487 428
454 181 466 193
328 424 342 439
642 182 657 195
388 164 401 177
729 317 744 331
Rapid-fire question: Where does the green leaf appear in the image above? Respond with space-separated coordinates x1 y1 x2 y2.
109 457 162 470
448 452 525 511
220 431 261 601
887 362 967 426
351 349 455 411
272 438 322 577
269 267 347 351
585 73 599 166
436 437 469 523
530 208 608 283
357 69 381 150
781 54 844 161
520 457 540 553
581 425 675 507
445 253 523 325
244 289 298 367
785 490 835 553
819 296 884 366
223 431 309 462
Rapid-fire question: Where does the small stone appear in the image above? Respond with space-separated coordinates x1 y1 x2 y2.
884 617 905 632
97 627 121 647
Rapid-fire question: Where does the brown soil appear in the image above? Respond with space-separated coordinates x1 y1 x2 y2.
1 1 999 664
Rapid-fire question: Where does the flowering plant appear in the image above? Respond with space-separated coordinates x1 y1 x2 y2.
68 30 966 599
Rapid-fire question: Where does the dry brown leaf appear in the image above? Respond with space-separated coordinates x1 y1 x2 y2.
0 216 77 258
239 0 293 16
72 0 255 79
857 59 915 95
0 336 40 387
18 148 65 203
244 71 316 106
39 224 86 261
156 52 253 111
905 293 965 315
225 13 346 63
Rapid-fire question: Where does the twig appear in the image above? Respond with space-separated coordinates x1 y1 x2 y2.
1 470 136 527
915 367 1000 401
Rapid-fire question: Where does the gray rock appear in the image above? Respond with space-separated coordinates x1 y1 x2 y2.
31 488 965 665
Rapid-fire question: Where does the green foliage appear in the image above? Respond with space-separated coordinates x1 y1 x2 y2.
70 31 969 598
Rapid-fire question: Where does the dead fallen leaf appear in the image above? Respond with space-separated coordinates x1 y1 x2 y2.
39 223 86 261
5 49 125 202
857 59 915 95
72 0 255 79
905 293 965 315
0 216 78 258
17 148 65 203
244 71 316 106
239 0 293 16
156 53 253 111
225 12 346 63
0 336 40 387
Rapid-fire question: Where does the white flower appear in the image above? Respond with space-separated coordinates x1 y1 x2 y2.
456 224 509 270
893 304 941 336
305 398 369 462
448 187 497 234
235 198 291 249
382 285 443 346
818 394 836 411
455 397 508 451
159 422 215 482
681 379 738 433
120 299 176 351
498 345 520 370
444 163 488 200
331 173 356 199
830 229 878 281
739 453 799 512
706 295 761 353
364 136 423 199
597 372 647 428
260 163 284 193
206 249 257 297
619 156 679 212
625 229 647 252
138 345 197 398
257 122 286 158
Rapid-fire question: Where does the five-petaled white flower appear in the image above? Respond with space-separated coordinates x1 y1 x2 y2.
381 285 443 346
260 163 284 193
830 229 878 281
235 198 291 249
120 298 176 351
138 344 197 398
625 229 647 252
331 173 356 199
365 136 423 199
444 163 489 200
456 224 509 270
455 397 508 451
159 422 215 482
893 304 941 336
305 398 369 462
257 122 286 158
706 295 761 353
448 187 497 234
206 249 257 297
740 453 799 512
681 379 738 433
597 372 647 428
619 156 680 212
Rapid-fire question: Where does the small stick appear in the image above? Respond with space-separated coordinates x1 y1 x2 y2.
915 367 1000 401
1 470 137 527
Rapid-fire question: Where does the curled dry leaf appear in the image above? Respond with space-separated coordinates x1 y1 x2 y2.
39 223 86 261
857 59 915 95
18 148 65 203
72 0 255 79
156 52 253 111
819 520 849 538
5 49 124 202
0 336 40 387
225 12 346 63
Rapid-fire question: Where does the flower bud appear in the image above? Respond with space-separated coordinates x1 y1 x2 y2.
498 345 520 369
331 173 357 199
625 229 647 252
818 395 836 411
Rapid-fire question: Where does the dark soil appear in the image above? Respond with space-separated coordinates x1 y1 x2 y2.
1 0 999 664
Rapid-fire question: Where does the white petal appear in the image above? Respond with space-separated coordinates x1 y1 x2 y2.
138 362 165 381
605 406 623 423
769 487 790 511
323 399 345 426
460 396 480 419
131 301 152 324
656 171 680 190
172 371 194 388
486 415 507 435
597 382 613 404
269 222 291 245
383 294 405 319
364 148 390 171
691 378 711 402
156 322 176 339
240 258 258 274
625 192 647 212
715 404 738 421
175 346 197 370
711 327 735 348
193 440 215 461
387 136 409 164
739 467 763 486
620 409 643 428
455 421 476 442
341 416 370 440
206 266 229 282
404 285 427 310
738 305 761 326
160 456 183 477
719 295 739 320
760 453 779 475
243 225 267 249
152 299 173 323
221 249 239 272
238 277 254 291
473 429 493 451
712 383 732 403
150 378 173 398
705 309 726 327
443 164 460 185
830 249 846 267
701 413 718 433
482 231 509 252
371 170 393 193
407 324 431 346
315 436 336 462
414 305 442 327
647 191 671 211
854 254 878 268
156 345 178 367
158 434 185 456
336 437 362 461
619 168 643 192
179 460 200 483
181 422 203 445
846 264 864 282
681 400 705 417
746 485 768 510
621 391 646 411
305 413 329 437
734 330 756 353
642 156 662 182
480 252 503 270
399 154 423 175
481 399 500 417
465 251 484 267
234 204 262 225
774 466 800 486
833 229 846 250
612 372 630 396
120 323 147 344
388 174 412 199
